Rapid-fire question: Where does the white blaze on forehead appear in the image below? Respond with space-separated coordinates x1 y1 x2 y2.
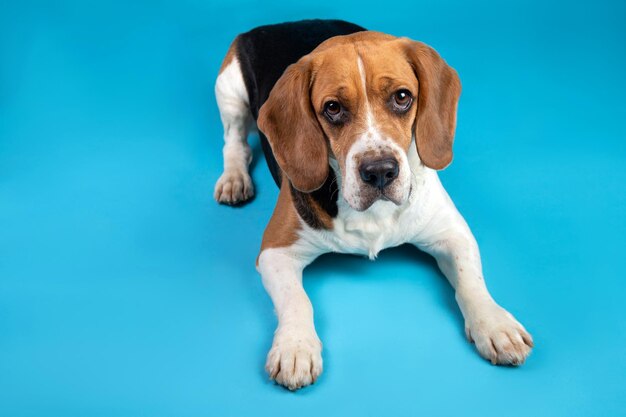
357 55 367 92
357 55 376 134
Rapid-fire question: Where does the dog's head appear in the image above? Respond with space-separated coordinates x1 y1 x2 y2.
258 31 461 211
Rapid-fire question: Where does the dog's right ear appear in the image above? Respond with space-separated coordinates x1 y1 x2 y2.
258 59 329 193
402 39 462 170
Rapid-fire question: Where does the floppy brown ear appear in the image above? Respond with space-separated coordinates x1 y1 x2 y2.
257 59 328 192
403 40 461 170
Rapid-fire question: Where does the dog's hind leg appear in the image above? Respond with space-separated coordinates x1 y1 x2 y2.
214 38 254 205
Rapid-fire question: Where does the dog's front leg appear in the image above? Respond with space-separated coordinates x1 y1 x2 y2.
413 197 533 365
257 247 323 390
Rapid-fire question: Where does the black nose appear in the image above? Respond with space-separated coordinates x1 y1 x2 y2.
359 158 399 189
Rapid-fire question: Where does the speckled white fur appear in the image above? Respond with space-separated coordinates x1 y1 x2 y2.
257 248 323 390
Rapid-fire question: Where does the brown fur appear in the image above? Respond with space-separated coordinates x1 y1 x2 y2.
401 39 461 169
258 174 337 258
257 58 330 193
219 36 239 74
259 178 302 254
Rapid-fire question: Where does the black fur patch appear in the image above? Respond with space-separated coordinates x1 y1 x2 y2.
290 171 339 230
235 19 365 228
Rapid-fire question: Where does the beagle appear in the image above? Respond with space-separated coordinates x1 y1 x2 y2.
214 19 533 390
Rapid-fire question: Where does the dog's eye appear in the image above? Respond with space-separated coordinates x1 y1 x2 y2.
391 90 413 112
323 100 343 122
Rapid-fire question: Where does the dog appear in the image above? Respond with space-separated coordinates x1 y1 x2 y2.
214 19 533 390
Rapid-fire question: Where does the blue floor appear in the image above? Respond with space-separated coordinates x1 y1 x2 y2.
1 1 625 416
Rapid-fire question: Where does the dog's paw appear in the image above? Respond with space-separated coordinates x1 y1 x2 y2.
465 303 533 366
214 169 254 205
265 325 323 391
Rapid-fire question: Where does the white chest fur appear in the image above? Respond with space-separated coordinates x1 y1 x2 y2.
331 199 413 259
305 148 446 259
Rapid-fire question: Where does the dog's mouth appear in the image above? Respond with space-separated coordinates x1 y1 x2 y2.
348 185 411 212
379 191 401 205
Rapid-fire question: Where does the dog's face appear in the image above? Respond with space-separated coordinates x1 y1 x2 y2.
258 32 461 211
309 42 418 210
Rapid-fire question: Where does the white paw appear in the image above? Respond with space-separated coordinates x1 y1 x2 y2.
214 169 254 205
265 325 323 391
465 303 534 366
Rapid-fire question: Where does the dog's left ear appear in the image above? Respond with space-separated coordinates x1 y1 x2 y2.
402 39 461 170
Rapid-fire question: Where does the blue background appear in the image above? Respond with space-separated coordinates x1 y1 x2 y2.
1 0 625 416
